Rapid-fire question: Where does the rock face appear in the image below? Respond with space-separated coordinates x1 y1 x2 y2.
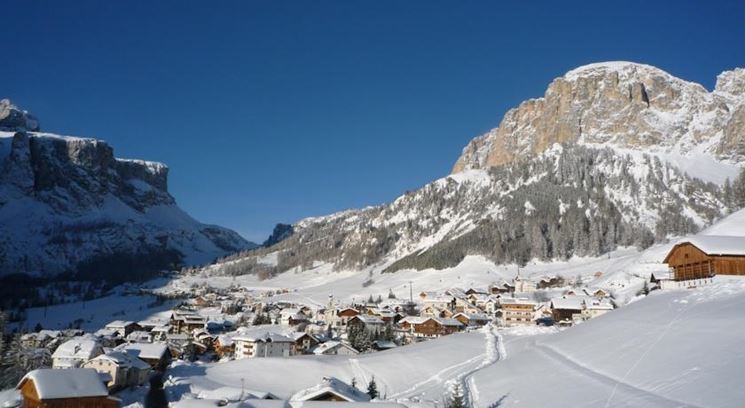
0 102 254 278
453 62 745 173
0 99 39 132
203 62 744 278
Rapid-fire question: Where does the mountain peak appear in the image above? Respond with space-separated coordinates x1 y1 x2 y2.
0 99 40 132
452 62 745 176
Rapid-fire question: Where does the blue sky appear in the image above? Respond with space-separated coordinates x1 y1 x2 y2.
3 1 744 242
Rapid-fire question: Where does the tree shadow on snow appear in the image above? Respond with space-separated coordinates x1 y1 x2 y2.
488 394 509 408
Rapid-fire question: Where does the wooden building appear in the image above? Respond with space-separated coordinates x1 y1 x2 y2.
17 368 119 408
663 236 745 281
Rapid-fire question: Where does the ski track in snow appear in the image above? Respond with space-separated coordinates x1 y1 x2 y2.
532 339 703 408
445 324 505 408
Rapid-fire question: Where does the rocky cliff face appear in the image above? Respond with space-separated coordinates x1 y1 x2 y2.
453 62 745 173
0 103 254 278
205 62 744 278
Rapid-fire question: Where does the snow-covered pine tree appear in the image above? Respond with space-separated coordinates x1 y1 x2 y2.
446 383 466 408
366 377 379 399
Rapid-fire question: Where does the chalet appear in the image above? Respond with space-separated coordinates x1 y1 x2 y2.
495 298 536 326
234 333 293 359
582 298 614 319
312 340 359 356
371 340 398 351
465 288 487 295
537 276 565 289
169 310 207 335
125 331 153 343
454 297 481 314
663 236 745 280
398 317 463 338
52 337 103 369
347 315 385 334
489 280 515 294
17 368 119 408
213 335 235 358
550 296 585 324
513 275 536 293
336 308 361 326
117 343 171 371
21 330 61 349
453 312 491 327
289 332 319 355
280 309 309 326
104 321 141 337
422 295 455 311
291 377 370 402
83 352 151 390
583 288 609 299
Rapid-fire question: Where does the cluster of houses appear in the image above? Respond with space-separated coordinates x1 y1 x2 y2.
13 273 618 407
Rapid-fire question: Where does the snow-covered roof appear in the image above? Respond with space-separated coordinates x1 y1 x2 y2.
498 297 536 306
312 341 358 355
105 320 135 329
198 386 278 401
117 343 169 360
234 333 294 343
51 337 102 361
671 235 745 257
398 316 430 325
18 368 109 400
551 296 586 311
350 315 384 325
87 351 151 370
584 298 614 310
436 318 464 327
291 377 370 402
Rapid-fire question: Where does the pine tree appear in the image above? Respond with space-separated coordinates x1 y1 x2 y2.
446 383 466 408
145 373 168 408
366 377 379 399
387 289 396 299
734 167 745 208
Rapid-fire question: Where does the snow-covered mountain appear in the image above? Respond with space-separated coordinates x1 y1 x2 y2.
210 62 744 279
453 62 745 181
0 100 255 278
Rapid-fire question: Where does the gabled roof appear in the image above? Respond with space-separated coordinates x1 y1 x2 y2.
664 235 745 262
498 297 536 306
291 377 370 402
350 315 385 325
52 337 102 361
117 343 169 360
550 296 587 311
312 341 359 355
234 332 294 343
87 351 150 370
18 368 108 400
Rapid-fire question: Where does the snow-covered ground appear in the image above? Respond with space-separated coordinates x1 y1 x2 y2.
469 277 745 408
162 276 745 407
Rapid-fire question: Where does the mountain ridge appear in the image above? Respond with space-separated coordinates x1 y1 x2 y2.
452 62 745 178
0 106 256 278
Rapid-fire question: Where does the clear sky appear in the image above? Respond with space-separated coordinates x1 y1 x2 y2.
3 1 744 242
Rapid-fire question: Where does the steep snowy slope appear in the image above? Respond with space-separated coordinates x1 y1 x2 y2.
0 102 254 278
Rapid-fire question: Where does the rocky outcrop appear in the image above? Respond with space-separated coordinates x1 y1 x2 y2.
0 99 39 131
0 102 254 277
453 62 745 173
